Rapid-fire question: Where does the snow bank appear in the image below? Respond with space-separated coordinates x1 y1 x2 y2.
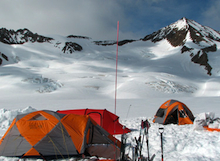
0 106 36 130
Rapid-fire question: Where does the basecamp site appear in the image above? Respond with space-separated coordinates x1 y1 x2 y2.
0 18 220 161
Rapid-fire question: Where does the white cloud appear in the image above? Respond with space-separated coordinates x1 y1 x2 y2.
0 0 134 40
0 0 219 41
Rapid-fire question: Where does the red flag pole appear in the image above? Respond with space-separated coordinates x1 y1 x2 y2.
113 21 119 161
115 21 119 115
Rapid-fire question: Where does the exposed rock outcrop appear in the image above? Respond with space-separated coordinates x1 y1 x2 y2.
0 28 53 44
62 42 83 53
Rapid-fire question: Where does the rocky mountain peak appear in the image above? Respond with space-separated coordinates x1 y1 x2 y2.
142 17 220 47
141 17 220 76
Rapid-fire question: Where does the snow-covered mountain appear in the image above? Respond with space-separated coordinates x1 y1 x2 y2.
0 17 220 100
1 18 220 161
142 17 220 76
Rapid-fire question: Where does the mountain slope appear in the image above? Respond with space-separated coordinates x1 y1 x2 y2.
0 18 219 100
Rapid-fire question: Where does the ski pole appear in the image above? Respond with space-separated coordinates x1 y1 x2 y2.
145 128 150 161
144 120 150 161
159 127 164 161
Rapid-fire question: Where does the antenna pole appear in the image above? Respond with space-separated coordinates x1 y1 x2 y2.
113 21 119 161
115 21 119 115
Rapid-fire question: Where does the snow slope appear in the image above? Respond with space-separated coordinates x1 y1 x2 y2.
0 18 220 160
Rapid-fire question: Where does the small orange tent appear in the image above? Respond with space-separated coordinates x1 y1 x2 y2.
0 110 121 160
153 99 194 125
57 109 131 135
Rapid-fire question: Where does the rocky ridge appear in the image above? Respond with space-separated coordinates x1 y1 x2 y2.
0 28 54 44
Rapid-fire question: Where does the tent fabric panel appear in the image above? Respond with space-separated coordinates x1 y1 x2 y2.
57 109 86 115
165 104 179 116
87 144 120 160
61 114 88 153
16 119 57 146
90 124 121 148
0 124 32 156
86 112 102 125
0 118 16 144
177 105 193 125
29 114 47 120
0 135 32 156
57 109 131 135
42 110 66 120
113 122 130 135
154 116 165 124
101 110 120 135
164 109 178 125
160 100 178 109
160 100 172 109
162 104 179 124
80 118 92 153
24 147 40 156
153 109 168 124
155 108 166 117
163 105 180 124
178 116 193 125
181 104 195 121
169 99 179 105
19 111 59 123
89 125 110 144
96 109 130 135
16 113 29 121
34 128 78 156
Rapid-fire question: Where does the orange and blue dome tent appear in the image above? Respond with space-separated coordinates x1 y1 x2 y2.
0 110 121 160
57 109 131 135
153 99 195 125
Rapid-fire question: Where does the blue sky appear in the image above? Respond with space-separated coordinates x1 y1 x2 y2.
0 0 219 40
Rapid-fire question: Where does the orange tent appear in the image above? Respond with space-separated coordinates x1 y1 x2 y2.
57 109 131 135
153 99 194 125
0 110 121 160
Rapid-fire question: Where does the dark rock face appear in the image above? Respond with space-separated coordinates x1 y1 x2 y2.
62 42 83 53
1 53 8 61
0 52 9 65
182 44 217 75
141 27 188 47
141 17 220 76
118 40 136 46
0 28 54 44
94 39 136 46
93 40 116 46
181 46 193 53
191 50 212 75
67 35 90 39
166 28 187 47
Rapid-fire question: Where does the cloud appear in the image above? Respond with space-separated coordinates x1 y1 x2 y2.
0 0 132 40
0 0 219 41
